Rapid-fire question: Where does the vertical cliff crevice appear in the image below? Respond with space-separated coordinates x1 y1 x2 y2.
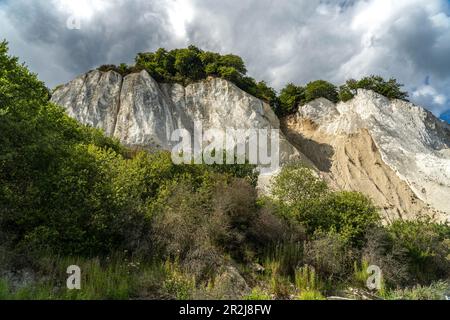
111 72 124 139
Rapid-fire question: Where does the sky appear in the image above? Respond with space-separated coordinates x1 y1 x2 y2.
1 0 450 121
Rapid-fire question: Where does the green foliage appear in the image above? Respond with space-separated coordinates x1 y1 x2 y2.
278 83 305 115
254 81 278 105
277 76 408 114
295 265 325 300
98 63 143 77
200 51 247 77
340 76 409 101
382 281 449 300
0 41 50 112
162 260 196 300
151 176 263 274
387 220 450 284
271 163 328 204
62 256 140 300
173 48 205 81
297 289 325 300
271 163 380 247
299 192 380 246
304 80 339 103
303 230 356 282
338 84 355 102
244 287 272 300
353 260 371 287
134 46 251 86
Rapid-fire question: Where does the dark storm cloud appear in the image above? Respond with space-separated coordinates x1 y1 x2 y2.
1 0 450 118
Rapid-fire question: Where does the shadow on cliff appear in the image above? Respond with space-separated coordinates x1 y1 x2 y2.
281 119 335 173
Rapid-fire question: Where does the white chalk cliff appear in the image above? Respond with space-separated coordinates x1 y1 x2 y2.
51 70 450 221
51 69 304 176
284 90 450 222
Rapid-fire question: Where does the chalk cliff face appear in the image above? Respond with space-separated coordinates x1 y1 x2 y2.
51 69 303 171
284 90 450 221
52 71 450 221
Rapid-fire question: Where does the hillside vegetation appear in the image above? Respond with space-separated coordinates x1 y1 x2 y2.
1 42 448 300
97 46 408 117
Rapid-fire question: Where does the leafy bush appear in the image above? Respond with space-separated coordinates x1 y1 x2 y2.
362 226 410 287
271 163 328 205
383 281 449 300
303 231 356 282
387 220 450 284
362 220 450 287
299 192 380 246
248 205 301 248
304 80 339 103
338 84 355 102
173 48 205 81
271 163 380 246
278 83 305 116
151 176 265 273
339 76 409 101
1 41 141 255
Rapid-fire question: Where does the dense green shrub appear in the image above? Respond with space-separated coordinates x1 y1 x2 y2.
339 76 409 101
304 80 339 104
362 220 450 287
0 41 128 255
338 84 355 102
298 192 380 246
387 220 450 284
278 83 305 115
382 281 449 300
0 78 166 256
271 163 380 246
303 231 356 282
173 48 205 80
134 46 250 86
254 81 278 106
362 226 410 287
271 163 328 204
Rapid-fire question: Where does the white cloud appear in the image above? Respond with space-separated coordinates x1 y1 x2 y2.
166 0 194 39
53 0 111 19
